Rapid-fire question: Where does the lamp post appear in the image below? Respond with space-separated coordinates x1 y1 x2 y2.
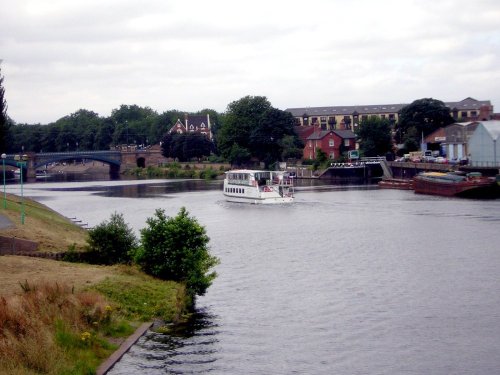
1 153 6 209
15 154 28 224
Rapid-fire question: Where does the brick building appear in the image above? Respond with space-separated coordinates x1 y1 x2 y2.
303 129 356 160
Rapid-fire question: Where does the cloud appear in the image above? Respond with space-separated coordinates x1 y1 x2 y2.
1 0 500 123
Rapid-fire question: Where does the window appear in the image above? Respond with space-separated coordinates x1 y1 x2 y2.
461 111 468 118
361 115 368 122
329 152 335 159
309 140 313 148
344 139 350 147
329 139 334 147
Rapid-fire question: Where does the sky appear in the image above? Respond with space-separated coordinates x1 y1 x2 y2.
1 0 500 124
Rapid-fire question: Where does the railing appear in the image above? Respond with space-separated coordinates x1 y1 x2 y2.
360 157 386 162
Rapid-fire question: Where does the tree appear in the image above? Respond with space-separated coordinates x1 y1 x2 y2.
136 208 219 300
85 212 138 265
161 133 213 161
356 116 393 157
217 96 301 167
395 98 454 151
110 105 159 146
313 148 328 170
280 134 304 161
0 65 10 153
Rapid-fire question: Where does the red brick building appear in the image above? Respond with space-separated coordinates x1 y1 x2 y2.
303 129 356 160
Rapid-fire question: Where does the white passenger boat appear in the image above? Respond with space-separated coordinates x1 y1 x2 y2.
223 169 294 204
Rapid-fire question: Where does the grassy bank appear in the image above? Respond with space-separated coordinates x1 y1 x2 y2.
0 196 188 374
1 193 88 252
124 162 227 179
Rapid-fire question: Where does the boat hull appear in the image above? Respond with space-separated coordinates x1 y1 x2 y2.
223 169 294 204
223 193 293 204
413 173 498 198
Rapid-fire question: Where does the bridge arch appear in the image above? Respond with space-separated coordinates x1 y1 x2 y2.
33 154 120 170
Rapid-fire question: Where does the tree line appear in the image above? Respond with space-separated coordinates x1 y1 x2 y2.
1 65 455 164
3 105 221 154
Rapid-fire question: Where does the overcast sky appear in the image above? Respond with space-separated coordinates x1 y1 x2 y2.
1 0 499 124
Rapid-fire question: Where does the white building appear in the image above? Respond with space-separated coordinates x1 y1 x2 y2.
467 121 500 167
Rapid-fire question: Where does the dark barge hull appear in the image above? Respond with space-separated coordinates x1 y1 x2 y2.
413 176 499 199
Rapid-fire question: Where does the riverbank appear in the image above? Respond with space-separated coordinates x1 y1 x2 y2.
0 195 188 374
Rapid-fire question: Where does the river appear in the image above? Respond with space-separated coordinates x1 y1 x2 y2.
10 178 500 374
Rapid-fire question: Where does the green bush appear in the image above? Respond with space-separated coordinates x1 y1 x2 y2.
198 168 218 180
135 207 219 302
85 212 138 265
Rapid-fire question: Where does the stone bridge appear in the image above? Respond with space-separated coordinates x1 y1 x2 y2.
2 147 168 180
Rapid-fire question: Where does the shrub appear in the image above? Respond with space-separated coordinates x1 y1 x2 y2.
135 208 219 302
199 168 218 180
85 212 137 265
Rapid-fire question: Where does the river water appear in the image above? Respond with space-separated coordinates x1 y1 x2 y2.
11 179 500 374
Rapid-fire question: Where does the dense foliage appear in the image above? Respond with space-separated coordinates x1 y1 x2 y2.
395 98 454 152
4 105 219 154
356 116 393 157
217 96 303 167
136 207 219 300
0 66 10 153
161 132 213 161
85 212 138 265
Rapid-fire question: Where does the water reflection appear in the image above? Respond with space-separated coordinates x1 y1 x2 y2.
110 309 220 375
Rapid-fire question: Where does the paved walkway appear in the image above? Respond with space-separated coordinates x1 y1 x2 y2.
0 213 13 229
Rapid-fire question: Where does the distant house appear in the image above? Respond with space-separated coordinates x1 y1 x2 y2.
287 97 494 129
304 130 356 160
467 120 500 167
168 114 213 140
424 122 479 160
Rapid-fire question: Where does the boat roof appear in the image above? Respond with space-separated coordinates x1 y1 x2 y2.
226 169 281 174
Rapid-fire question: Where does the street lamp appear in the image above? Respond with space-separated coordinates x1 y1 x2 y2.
1 153 6 209
15 154 28 224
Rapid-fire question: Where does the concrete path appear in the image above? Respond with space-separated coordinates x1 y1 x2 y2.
96 322 153 375
0 213 13 229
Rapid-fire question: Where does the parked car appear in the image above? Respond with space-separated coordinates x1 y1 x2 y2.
435 157 448 163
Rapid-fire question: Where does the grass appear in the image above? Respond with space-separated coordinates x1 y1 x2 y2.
0 195 189 374
0 281 120 374
0 265 188 375
91 266 188 323
0 193 88 252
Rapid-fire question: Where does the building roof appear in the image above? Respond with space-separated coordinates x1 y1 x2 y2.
307 130 356 140
286 97 492 117
186 114 210 128
333 130 356 139
424 128 446 143
478 120 500 140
